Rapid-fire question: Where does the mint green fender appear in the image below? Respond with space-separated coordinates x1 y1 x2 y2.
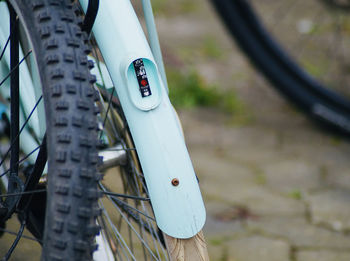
79 0 206 238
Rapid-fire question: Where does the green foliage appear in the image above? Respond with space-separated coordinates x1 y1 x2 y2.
168 69 221 108
288 189 302 200
151 0 168 15
209 238 225 246
168 69 253 125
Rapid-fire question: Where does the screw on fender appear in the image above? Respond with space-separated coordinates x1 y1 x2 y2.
171 178 179 186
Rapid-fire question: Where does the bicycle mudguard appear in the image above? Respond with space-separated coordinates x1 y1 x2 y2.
79 0 206 238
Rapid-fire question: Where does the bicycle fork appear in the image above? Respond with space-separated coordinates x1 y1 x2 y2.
79 0 206 239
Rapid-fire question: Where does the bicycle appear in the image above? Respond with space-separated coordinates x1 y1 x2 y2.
210 0 350 137
0 0 208 260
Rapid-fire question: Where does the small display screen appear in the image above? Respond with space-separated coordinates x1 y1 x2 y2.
133 59 152 98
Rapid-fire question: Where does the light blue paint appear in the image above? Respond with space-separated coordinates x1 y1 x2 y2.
141 0 168 93
79 0 206 238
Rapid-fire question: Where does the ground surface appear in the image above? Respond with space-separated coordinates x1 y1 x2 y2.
163 1 350 260
2 0 350 260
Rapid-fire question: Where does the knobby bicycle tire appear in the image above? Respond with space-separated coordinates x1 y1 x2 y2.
210 0 350 136
3 0 99 259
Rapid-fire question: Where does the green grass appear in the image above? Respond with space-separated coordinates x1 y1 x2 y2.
288 189 302 200
168 69 221 108
151 0 168 15
209 238 225 246
168 69 253 125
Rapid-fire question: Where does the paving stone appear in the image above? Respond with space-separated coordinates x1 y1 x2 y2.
204 201 246 238
224 144 285 167
184 119 281 165
192 148 305 216
247 217 350 249
306 189 350 231
226 235 290 261
324 163 350 191
191 148 256 183
262 160 322 193
207 244 227 261
202 179 305 216
278 141 350 173
296 250 350 261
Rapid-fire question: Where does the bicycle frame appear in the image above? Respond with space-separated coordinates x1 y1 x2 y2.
79 0 206 239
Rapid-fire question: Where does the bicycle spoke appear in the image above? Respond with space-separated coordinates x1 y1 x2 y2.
101 172 161 259
17 135 47 211
0 188 46 198
3 220 25 261
104 147 136 151
101 87 115 130
106 199 160 260
100 175 163 259
128 169 166 259
97 88 121 142
100 201 137 261
90 42 123 144
130 171 166 259
0 95 42 170
0 226 42 243
101 191 150 201
101 198 163 261
0 35 10 62
0 16 18 62
0 50 32 87
100 185 155 221
0 145 41 178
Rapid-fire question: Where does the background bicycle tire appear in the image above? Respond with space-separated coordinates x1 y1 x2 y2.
210 0 350 137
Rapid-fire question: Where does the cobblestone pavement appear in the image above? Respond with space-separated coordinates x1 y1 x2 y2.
180 106 350 261
156 0 350 260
